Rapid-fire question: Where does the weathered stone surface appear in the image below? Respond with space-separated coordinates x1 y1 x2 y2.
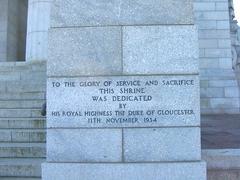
0 144 45 158
47 75 200 128
11 130 46 142
0 100 44 109
123 25 199 74
51 0 194 27
202 149 240 170
124 127 201 162
47 129 122 162
0 92 45 100
202 149 240 180
0 158 43 177
0 118 46 129
201 115 240 149
42 162 206 180
208 170 240 180
0 109 42 118
48 27 122 76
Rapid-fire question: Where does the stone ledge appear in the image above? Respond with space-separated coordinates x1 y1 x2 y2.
203 149 240 180
201 114 240 149
42 162 206 180
202 149 240 170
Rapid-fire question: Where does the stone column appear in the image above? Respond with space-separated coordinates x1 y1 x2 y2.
26 0 51 62
0 0 8 62
0 0 28 62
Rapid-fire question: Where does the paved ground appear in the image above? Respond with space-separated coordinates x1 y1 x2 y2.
201 114 240 149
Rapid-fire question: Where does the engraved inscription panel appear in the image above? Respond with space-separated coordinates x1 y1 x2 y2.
48 75 200 128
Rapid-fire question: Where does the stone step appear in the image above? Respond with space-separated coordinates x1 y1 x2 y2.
0 178 41 180
0 109 42 118
0 118 46 129
0 82 46 93
0 92 45 101
20 71 46 84
0 73 46 84
0 72 21 81
0 158 44 177
0 61 46 72
0 100 45 109
0 143 46 158
0 62 32 72
0 130 46 143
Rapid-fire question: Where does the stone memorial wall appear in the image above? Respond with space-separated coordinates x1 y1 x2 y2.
194 0 240 114
43 0 206 179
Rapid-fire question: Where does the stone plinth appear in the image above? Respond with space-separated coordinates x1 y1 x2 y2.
43 162 206 180
43 0 206 179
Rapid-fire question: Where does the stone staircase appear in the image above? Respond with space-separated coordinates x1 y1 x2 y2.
0 61 46 179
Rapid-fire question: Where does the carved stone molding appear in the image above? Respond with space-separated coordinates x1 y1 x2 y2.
229 0 240 70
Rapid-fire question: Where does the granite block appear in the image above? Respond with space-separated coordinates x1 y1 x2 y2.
124 127 201 162
123 25 199 74
47 75 200 128
42 162 206 180
51 0 193 27
47 129 122 162
48 27 122 76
